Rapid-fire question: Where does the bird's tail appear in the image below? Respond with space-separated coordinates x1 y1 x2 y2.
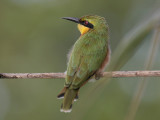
59 88 79 113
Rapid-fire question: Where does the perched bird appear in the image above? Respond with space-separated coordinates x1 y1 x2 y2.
57 15 111 113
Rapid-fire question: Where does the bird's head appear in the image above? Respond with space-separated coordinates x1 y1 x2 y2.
62 15 107 35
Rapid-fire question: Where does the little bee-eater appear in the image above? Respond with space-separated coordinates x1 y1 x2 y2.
57 15 111 113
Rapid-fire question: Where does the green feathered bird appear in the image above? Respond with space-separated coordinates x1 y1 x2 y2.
57 15 110 113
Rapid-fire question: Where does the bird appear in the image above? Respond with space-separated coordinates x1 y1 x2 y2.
57 15 111 113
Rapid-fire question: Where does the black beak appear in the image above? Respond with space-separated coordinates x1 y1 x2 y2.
62 17 80 23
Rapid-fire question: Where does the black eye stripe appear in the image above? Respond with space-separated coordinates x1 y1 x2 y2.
79 20 94 29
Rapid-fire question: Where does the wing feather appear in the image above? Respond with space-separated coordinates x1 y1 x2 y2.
65 33 108 89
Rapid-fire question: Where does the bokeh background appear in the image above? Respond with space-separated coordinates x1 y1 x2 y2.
0 0 160 120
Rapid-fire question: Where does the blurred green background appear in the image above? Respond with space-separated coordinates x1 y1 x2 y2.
0 0 160 120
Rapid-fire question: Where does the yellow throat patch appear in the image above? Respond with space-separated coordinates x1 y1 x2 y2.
77 24 90 35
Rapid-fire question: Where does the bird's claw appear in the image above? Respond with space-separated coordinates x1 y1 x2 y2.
95 72 103 80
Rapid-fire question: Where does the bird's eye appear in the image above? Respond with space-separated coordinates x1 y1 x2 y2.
84 21 88 25
79 20 94 29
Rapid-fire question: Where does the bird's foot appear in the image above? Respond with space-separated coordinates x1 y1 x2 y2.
95 72 103 80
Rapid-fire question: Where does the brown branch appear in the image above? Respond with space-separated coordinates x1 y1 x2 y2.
0 71 160 79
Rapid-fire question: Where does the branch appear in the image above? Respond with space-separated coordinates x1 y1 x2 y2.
0 71 160 79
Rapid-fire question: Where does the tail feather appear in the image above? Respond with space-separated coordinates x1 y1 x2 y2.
57 87 67 99
57 93 65 99
74 94 79 101
60 88 79 113
60 104 72 113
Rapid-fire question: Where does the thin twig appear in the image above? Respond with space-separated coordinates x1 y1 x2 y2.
0 71 160 79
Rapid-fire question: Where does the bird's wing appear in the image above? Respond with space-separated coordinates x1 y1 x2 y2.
64 48 81 87
65 49 107 89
